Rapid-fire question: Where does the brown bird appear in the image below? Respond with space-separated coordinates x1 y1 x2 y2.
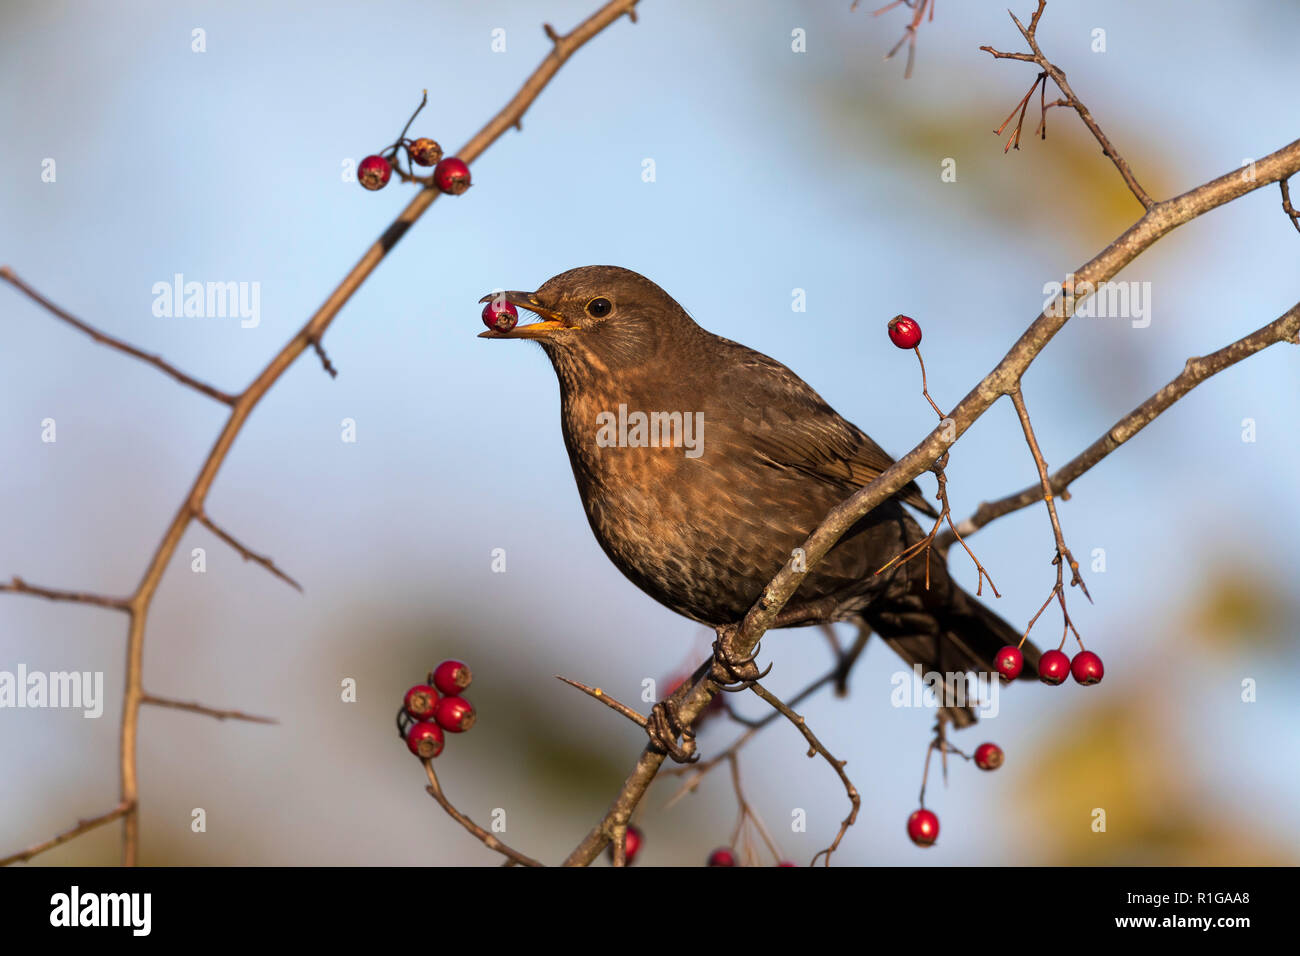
480 266 1038 730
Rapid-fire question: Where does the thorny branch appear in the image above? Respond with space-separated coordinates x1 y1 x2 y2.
1281 178 1300 235
0 0 642 866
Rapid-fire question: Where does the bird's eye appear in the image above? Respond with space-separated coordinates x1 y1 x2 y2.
585 296 613 318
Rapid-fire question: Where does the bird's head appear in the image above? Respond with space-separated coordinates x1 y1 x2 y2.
478 265 699 374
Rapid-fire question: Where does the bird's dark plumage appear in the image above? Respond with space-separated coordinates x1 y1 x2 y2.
480 266 1038 724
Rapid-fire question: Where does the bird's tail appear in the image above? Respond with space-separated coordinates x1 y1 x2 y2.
864 582 1040 728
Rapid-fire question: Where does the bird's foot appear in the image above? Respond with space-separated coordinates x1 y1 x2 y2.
645 699 698 764
710 628 772 692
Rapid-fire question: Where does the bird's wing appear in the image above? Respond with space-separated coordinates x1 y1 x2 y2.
716 346 939 518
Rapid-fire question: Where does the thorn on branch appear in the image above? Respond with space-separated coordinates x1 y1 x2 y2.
423 760 543 867
197 513 303 592
555 676 647 727
309 337 338 378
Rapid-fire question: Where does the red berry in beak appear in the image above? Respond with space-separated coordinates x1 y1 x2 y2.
907 808 939 847
409 137 443 167
432 659 474 695
434 695 476 733
1038 649 1071 685
481 300 518 334
707 847 738 867
974 742 1004 770
888 314 922 349
1070 650 1105 685
433 157 471 195
358 154 392 191
994 645 1024 682
405 720 445 758
402 684 438 720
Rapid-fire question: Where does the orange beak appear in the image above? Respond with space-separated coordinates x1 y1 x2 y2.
477 291 572 339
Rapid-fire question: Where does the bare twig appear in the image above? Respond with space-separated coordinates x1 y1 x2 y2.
0 802 133 866
197 513 303 592
1007 386 1090 601
859 0 935 79
0 576 130 611
981 1 1155 208
723 752 783 863
941 302 1300 546
423 760 543 867
1282 178 1300 235
141 694 277 724
564 135 1300 867
0 266 238 405
0 0 642 868
555 675 648 727
744 682 859 867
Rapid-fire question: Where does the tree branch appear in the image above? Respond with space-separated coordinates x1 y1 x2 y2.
941 301 1300 545
0 266 238 405
563 134 1300 866
141 694 277 724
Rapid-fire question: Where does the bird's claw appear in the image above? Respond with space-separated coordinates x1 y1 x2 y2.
709 634 771 692
646 699 698 763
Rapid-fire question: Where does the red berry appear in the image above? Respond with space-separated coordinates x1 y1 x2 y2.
907 808 939 847
993 645 1024 682
358 154 392 191
409 137 443 167
481 299 518 334
1038 649 1071 685
433 157 471 195
432 659 473 696
888 314 922 349
405 720 444 758
974 742 1004 771
776 861 798 867
707 847 738 867
606 825 644 865
434 695 476 733
1070 650 1105 686
402 684 438 720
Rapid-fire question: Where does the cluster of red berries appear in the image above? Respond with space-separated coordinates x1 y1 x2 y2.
399 660 476 759
358 135 472 196
994 644 1104 686
606 828 795 866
